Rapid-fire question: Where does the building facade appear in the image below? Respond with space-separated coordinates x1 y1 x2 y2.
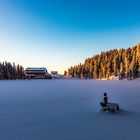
25 67 51 79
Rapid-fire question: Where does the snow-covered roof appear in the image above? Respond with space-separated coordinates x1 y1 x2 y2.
25 67 47 71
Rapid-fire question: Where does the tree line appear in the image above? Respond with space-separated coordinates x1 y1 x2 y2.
65 43 140 80
0 61 25 80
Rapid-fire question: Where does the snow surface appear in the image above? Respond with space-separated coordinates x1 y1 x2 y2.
0 79 140 140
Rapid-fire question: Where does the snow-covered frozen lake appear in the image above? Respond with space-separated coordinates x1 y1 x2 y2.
0 79 140 140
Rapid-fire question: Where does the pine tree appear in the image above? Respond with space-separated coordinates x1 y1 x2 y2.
136 43 140 77
125 48 132 79
0 63 4 79
64 71 67 77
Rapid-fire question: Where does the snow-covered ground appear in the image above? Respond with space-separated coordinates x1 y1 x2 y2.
0 79 140 140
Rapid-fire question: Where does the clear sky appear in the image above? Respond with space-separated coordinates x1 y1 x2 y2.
0 0 140 74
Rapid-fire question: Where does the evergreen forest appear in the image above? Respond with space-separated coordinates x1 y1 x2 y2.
65 43 140 80
0 62 25 79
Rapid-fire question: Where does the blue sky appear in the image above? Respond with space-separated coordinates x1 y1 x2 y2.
0 0 140 74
